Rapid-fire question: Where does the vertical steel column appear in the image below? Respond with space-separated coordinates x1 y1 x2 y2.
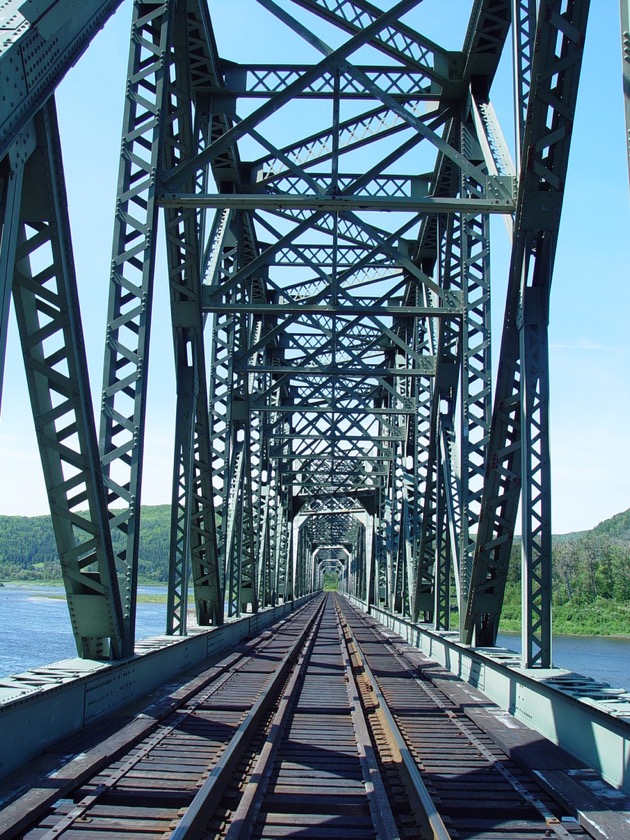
99 1 173 656
0 134 31 405
516 1 589 667
208 213 260 617
167 363 196 635
519 280 552 666
391 347 407 613
512 2 543 661
433 455 451 630
465 0 590 656
239 314 267 613
413 213 458 624
12 101 124 658
257 483 271 608
417 315 438 619
164 9 199 636
208 301 236 599
163 8 221 633
622 0 630 183
459 103 492 643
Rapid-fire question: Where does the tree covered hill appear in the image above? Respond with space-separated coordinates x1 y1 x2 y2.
591 507 630 541
501 510 630 634
1 505 630 633
0 506 170 582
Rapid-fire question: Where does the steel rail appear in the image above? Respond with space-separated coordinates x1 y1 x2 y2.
338 598 595 840
170 597 327 838
221 598 332 840
217 594 403 840
380 636 578 840
335 603 402 840
3 648 253 840
35 667 246 840
3 598 323 839
335 601 452 840
220 635 318 837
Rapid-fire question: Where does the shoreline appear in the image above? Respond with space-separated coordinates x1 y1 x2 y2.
3 582 628 639
498 626 630 640
0 580 170 605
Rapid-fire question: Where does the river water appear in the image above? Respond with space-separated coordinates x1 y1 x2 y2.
497 632 630 691
0 584 168 677
1 585 628 690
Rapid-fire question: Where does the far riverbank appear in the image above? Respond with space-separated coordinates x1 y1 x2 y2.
2 581 629 637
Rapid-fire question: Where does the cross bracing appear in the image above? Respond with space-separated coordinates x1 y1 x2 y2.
0 0 612 668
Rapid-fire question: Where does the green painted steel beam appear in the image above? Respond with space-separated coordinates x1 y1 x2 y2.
158 192 514 213
202 302 462 317
11 100 125 659
0 0 124 160
222 63 442 99
464 0 591 664
622 0 630 184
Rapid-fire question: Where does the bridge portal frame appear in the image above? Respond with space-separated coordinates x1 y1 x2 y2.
0 0 602 668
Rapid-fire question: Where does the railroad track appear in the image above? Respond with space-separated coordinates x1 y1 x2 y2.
3 593 606 839
8 597 325 839
335 596 592 840
188 591 410 840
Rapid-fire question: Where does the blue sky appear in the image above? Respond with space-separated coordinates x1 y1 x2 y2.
0 0 627 534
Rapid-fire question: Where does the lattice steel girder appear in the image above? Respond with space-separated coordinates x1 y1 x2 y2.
410 129 463 622
204 211 446 306
464 0 591 656
222 64 440 98
164 4 222 632
204 303 461 316
184 0 270 620
10 100 125 658
0 0 124 159
434 445 453 629
280 0 453 84
99 1 173 657
520 285 552 667
237 365 436 377
513 0 537 170
252 404 416 415
249 104 451 188
167 366 196 635
163 0 439 191
458 105 493 634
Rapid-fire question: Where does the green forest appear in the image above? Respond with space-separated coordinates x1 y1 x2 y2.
500 508 630 635
0 505 171 583
1 504 629 635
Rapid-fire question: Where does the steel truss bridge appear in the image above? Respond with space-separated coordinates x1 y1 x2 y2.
0 0 627 673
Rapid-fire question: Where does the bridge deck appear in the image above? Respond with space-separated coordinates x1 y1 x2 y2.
1 595 628 839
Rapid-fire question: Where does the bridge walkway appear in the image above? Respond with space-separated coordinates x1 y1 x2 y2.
0 595 628 839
